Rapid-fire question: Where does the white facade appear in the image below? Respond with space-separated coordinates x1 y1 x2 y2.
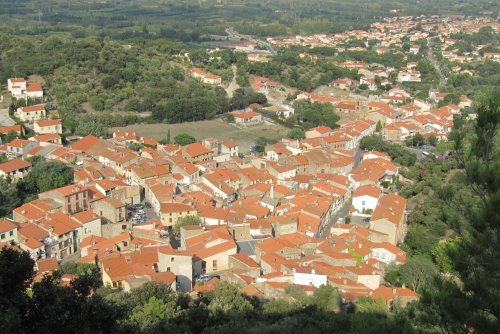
293 271 328 288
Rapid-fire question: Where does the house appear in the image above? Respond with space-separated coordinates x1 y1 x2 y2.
157 247 195 292
359 77 377 91
262 105 295 118
160 203 198 227
25 83 44 99
184 226 237 274
183 142 213 164
229 111 263 126
37 212 82 260
38 184 91 214
0 158 32 180
352 184 381 213
372 285 419 309
6 139 38 158
335 101 357 114
15 104 46 122
29 134 62 146
92 198 126 225
7 78 26 97
34 119 62 134
0 218 18 244
370 194 407 245
305 126 333 139
333 78 355 90
409 45 420 54
220 140 239 157
0 125 23 137
190 67 222 85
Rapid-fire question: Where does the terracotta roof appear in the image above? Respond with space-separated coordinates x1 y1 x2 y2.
36 258 58 272
0 218 17 233
230 253 260 268
195 277 220 292
353 184 381 198
35 119 61 127
0 158 31 173
371 194 407 225
70 135 101 152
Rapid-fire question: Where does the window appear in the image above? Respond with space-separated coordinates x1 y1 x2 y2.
167 267 171 272
9 231 13 236
0 234 4 240
213 260 218 271
122 225 127 230
171 257 175 262
362 200 365 205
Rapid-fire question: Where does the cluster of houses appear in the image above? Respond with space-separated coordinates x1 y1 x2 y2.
7 77 44 99
0 107 421 309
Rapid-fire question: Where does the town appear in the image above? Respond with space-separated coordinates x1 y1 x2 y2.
0 8 497 330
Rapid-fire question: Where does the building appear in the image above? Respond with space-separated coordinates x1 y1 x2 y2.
0 158 32 180
15 104 46 122
34 119 62 134
352 184 381 213
229 111 263 126
38 184 91 214
190 67 222 85
159 203 198 227
370 194 407 245
0 218 18 244
6 139 38 158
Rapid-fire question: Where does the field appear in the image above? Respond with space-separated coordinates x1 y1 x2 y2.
111 119 290 152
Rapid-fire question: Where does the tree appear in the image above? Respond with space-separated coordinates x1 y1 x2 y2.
166 129 171 144
2 130 18 144
427 135 438 147
174 133 196 146
287 128 305 140
399 257 436 292
376 120 383 133
129 296 177 332
416 95 500 333
173 216 202 233
0 177 21 217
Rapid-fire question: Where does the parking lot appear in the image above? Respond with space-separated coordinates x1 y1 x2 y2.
128 201 158 225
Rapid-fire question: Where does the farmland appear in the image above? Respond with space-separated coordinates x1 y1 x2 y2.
111 119 290 152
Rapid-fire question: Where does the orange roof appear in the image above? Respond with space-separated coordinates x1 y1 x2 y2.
230 253 260 268
7 139 32 148
26 83 43 92
230 111 262 119
35 119 61 127
70 135 101 152
0 125 22 134
36 258 58 272
0 218 17 233
160 203 196 213
18 104 45 113
0 158 31 173
353 184 381 198
185 142 211 157
195 277 220 292
371 194 407 225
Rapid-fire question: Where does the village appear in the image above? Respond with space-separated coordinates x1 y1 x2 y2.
0 13 493 311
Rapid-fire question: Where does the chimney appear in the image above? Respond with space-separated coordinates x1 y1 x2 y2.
311 269 316 274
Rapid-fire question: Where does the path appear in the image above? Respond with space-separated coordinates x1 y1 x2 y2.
225 64 240 98
427 37 447 88
225 27 276 55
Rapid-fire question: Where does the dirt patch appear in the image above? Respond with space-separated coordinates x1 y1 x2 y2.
110 119 289 152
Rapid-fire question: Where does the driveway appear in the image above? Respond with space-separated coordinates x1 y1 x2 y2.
0 107 15 126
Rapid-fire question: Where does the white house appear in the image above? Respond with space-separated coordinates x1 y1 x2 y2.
220 140 239 157
7 78 26 97
25 83 44 99
352 184 381 213
34 119 62 134
190 67 222 85
15 104 46 122
293 269 328 288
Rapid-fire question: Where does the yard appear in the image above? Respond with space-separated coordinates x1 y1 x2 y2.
110 119 290 152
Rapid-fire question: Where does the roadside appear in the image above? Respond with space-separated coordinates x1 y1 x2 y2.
0 94 15 126
427 37 447 88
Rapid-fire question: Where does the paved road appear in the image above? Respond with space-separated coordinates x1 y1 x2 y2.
226 27 276 55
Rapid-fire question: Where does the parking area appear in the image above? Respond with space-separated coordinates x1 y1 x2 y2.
128 201 158 225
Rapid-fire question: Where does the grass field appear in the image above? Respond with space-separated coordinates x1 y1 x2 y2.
111 119 290 152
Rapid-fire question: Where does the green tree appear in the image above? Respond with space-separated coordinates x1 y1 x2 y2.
376 120 383 133
174 133 196 146
129 296 177 332
173 216 202 233
399 257 436 292
287 128 305 140
416 95 500 333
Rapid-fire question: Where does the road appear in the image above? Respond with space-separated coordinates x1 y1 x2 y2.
225 27 276 55
427 37 447 88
